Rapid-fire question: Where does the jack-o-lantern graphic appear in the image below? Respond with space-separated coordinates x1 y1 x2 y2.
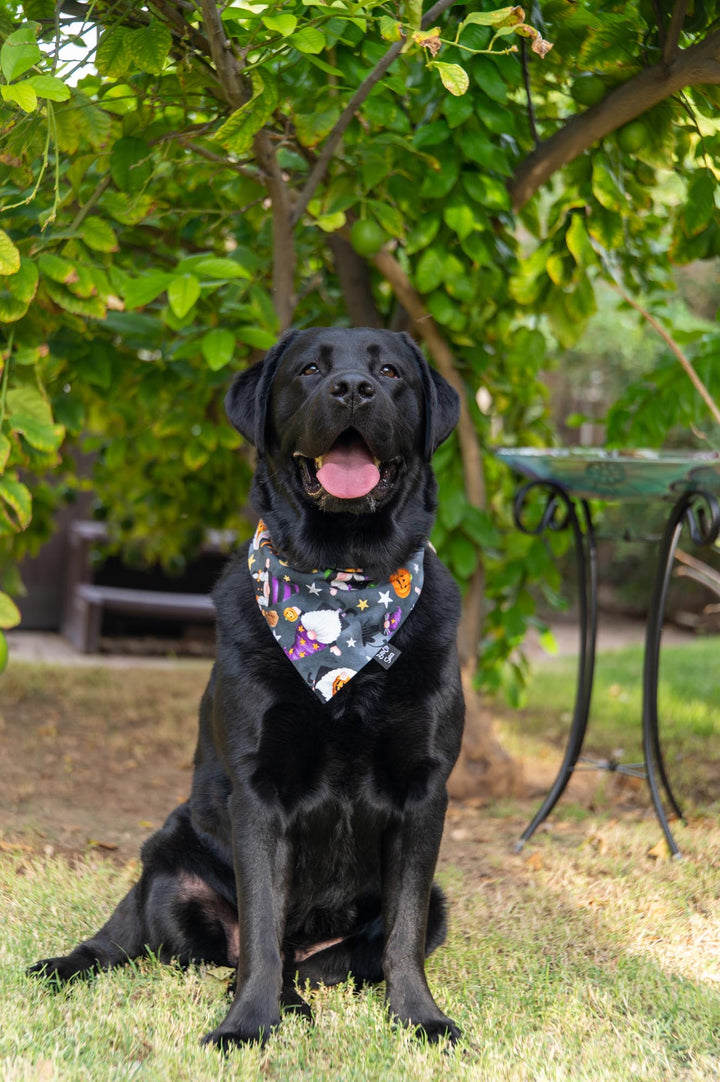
283 606 301 622
332 673 351 695
390 567 412 598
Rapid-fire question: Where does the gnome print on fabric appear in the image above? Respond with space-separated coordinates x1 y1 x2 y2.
283 607 344 661
248 521 426 702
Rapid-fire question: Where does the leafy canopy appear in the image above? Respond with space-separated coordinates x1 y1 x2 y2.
0 1 719 692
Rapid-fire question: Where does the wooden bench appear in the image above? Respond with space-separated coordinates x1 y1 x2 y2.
61 521 222 653
64 583 216 654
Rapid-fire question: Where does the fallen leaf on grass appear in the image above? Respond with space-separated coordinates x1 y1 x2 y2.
647 839 671 861
526 852 543 871
87 839 119 851
0 839 33 852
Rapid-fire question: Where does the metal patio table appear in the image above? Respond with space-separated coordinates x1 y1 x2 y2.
494 448 720 859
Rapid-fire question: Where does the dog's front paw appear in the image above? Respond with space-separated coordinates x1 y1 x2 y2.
27 951 96 985
411 1016 462 1045
202 1009 281 1052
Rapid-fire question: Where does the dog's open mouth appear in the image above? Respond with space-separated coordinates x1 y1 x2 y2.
294 430 400 502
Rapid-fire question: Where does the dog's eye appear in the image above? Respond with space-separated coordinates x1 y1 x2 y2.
380 364 399 379
301 363 320 376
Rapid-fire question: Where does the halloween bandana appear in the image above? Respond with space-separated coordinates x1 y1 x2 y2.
248 520 425 702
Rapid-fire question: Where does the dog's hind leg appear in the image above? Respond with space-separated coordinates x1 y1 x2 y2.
28 882 147 984
292 883 447 990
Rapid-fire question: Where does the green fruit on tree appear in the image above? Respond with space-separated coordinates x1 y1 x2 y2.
0 632 7 673
350 219 388 257
616 119 650 154
570 74 606 108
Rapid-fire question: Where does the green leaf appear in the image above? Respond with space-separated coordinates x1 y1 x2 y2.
0 231 20 276
236 326 276 350
295 105 341 148
96 28 132 78
0 434 10 471
110 136 152 194
443 201 476 241
566 214 596 267
127 20 172 75
213 73 279 154
367 201 404 239
81 216 118 253
201 328 235 371
460 8 524 30
684 171 716 236
591 158 626 212
0 475 32 530
262 13 298 36
406 216 441 255
291 27 325 54
1 82 38 112
183 442 209 471
123 272 173 309
379 16 403 42
6 383 52 425
0 591 21 630
168 274 200 319
462 506 500 547
1 26 41 83
433 62 469 97
448 533 479 579
38 252 76 283
11 414 64 452
193 257 251 281
415 248 445 293
0 259 39 322
26 74 70 101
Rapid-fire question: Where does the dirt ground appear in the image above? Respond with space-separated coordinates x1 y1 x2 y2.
0 645 656 880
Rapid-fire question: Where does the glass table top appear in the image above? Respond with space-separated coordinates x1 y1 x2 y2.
493 448 720 501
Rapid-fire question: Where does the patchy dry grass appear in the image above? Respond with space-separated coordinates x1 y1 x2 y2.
3 642 720 1079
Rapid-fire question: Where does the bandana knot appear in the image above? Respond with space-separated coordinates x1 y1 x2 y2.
248 521 424 702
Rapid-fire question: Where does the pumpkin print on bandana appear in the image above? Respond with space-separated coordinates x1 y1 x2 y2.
248 521 425 702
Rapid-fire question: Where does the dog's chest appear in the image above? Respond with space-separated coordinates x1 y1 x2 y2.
252 694 439 817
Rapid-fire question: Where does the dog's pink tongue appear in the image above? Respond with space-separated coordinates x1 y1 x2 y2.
317 442 380 499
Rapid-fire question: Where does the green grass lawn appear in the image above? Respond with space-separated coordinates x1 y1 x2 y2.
3 642 720 1080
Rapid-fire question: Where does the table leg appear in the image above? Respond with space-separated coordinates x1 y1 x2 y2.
642 489 720 858
511 482 598 851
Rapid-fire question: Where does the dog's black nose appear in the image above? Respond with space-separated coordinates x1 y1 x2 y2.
329 374 376 404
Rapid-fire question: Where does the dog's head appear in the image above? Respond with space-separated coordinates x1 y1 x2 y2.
226 328 459 574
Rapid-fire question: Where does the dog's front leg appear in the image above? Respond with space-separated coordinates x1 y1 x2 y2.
203 786 291 1050
381 786 460 1044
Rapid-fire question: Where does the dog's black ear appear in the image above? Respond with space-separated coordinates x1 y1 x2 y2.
400 333 460 459
225 331 299 454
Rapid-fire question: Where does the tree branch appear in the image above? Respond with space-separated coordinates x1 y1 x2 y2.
327 236 383 328
370 246 486 666
664 0 688 65
290 0 461 228
509 27 720 211
611 285 720 429
197 0 295 328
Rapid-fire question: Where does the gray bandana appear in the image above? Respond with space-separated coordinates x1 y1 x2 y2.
248 520 425 702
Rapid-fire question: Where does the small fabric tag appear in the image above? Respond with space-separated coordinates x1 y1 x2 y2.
373 642 401 670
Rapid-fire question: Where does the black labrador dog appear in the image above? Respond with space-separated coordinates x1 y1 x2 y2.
30 327 466 1048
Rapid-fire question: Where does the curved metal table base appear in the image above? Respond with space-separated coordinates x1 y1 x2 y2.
512 484 720 858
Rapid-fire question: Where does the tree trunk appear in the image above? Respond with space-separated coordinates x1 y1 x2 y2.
370 247 524 802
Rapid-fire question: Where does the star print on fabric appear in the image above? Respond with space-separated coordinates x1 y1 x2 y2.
283 575 291 582
346 637 356 648
378 590 391 609
307 582 321 595
357 598 369 611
